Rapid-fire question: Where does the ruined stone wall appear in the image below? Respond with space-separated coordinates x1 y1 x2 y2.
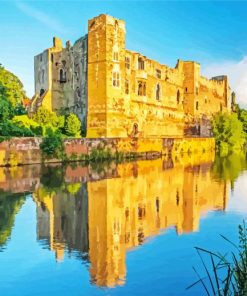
33 14 231 139
181 60 230 118
33 36 88 132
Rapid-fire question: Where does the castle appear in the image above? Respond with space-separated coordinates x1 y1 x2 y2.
30 14 231 138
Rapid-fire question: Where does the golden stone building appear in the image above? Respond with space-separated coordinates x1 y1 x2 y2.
31 14 231 138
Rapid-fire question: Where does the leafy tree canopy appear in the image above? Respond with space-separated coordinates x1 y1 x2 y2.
0 64 27 107
212 112 245 154
33 106 64 129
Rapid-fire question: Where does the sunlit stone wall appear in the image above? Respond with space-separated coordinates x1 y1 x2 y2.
0 137 215 166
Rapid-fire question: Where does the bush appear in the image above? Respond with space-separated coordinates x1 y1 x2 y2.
40 128 64 158
64 113 81 137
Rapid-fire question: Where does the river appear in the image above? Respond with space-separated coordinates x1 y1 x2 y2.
0 152 247 295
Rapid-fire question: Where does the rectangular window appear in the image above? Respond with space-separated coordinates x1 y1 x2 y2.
156 69 161 79
125 57 130 69
125 80 129 94
138 57 145 70
113 71 120 87
113 51 119 61
138 81 146 96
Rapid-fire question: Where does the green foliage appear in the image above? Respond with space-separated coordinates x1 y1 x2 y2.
40 128 64 158
212 112 245 154
64 113 81 137
0 64 27 107
188 221 247 295
0 120 34 137
0 99 14 121
238 108 247 137
33 106 64 129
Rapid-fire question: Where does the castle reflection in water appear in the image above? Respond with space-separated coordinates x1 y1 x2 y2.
0 152 230 288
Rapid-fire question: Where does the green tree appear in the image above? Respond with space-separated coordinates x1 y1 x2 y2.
64 113 81 137
33 106 64 132
238 108 247 136
0 64 27 107
212 112 245 154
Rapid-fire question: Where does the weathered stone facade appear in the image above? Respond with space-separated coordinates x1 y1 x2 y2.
31 14 231 138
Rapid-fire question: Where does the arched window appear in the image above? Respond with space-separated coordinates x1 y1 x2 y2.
156 84 160 100
138 57 145 70
59 69 66 83
177 90 180 104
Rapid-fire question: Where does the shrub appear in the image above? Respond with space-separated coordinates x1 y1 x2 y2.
64 113 81 137
40 128 64 158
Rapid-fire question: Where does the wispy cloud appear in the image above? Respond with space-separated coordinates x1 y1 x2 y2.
202 57 247 108
16 1 66 33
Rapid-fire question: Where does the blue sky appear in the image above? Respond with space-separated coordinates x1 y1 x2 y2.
1 1 247 105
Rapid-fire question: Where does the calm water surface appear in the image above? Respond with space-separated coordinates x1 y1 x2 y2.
0 152 247 296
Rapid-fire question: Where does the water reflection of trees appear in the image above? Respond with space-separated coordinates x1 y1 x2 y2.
0 191 27 248
212 152 247 187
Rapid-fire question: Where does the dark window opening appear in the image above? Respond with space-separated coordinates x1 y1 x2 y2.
156 69 161 79
138 57 145 70
177 90 180 104
125 80 129 94
59 69 67 83
40 88 45 97
196 101 199 110
156 84 160 100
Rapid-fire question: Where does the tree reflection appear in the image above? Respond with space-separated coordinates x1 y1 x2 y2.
0 191 26 248
212 152 247 188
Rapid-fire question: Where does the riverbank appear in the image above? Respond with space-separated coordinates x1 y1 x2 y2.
0 136 215 166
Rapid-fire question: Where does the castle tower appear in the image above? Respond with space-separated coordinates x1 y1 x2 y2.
182 61 201 117
87 14 126 138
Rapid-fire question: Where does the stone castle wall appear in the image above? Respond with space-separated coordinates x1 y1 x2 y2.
31 14 231 139
0 137 215 166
